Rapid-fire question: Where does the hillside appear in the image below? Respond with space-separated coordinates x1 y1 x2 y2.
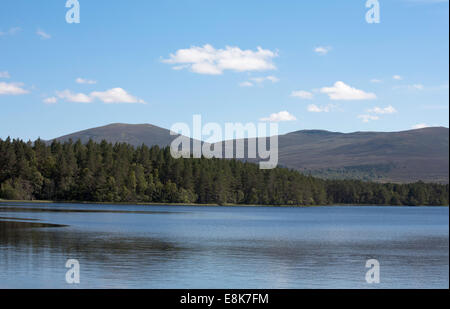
53 123 178 148
276 127 449 183
1 138 448 206
50 124 449 183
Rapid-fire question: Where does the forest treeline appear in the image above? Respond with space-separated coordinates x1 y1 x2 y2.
0 138 448 206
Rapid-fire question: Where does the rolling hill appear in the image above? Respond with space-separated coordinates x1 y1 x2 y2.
266 127 449 183
50 123 449 183
52 123 178 148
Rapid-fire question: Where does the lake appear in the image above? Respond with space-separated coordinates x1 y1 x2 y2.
0 202 448 289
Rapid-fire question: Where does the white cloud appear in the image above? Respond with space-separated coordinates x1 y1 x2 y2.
250 75 279 83
314 46 332 55
239 81 254 87
291 90 313 99
55 88 145 104
367 105 397 114
90 88 146 104
0 71 10 79
0 82 28 95
240 75 279 87
407 84 424 90
370 79 382 83
320 81 376 100
76 78 97 85
163 44 278 75
0 27 21 36
260 111 296 122
359 105 397 122
307 104 335 113
36 29 51 39
249 77 265 83
191 62 222 75
393 75 403 80
358 114 380 123
393 83 425 91
265 76 280 83
56 90 93 103
412 123 430 129
43 97 58 104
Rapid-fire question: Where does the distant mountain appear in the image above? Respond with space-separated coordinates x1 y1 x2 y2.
53 123 178 148
51 124 449 183
270 127 449 183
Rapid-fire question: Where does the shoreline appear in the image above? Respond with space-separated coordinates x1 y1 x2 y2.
0 199 448 208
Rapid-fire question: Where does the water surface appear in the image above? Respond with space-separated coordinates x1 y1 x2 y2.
0 202 448 289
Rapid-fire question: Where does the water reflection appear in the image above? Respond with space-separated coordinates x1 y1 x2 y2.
0 203 448 288
0 217 190 288
0 204 184 214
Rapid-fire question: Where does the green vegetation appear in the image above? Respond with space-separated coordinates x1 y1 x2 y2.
0 138 448 206
51 123 450 183
310 163 397 181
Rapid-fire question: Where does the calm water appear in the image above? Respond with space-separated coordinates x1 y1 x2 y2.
0 202 448 289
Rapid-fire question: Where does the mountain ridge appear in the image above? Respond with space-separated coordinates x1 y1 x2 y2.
49 123 449 183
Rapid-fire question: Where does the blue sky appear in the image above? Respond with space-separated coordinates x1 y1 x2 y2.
0 0 448 141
